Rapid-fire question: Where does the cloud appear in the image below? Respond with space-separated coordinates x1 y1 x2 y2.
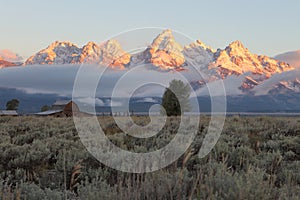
77 97 105 106
0 65 79 96
0 64 191 98
135 97 159 103
110 100 123 107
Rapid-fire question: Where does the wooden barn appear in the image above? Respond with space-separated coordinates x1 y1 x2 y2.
34 100 82 117
60 101 80 117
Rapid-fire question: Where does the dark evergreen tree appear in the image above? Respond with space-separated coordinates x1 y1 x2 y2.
161 79 191 116
6 99 20 110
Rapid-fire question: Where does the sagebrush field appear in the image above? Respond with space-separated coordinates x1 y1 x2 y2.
0 116 299 199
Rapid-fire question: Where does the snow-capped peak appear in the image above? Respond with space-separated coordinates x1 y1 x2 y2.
206 40 295 90
23 30 295 93
49 41 78 48
228 40 245 49
194 39 215 53
183 40 214 71
25 41 81 65
25 40 131 68
142 29 185 70
101 40 126 57
225 40 249 56
150 29 183 52
79 42 101 64
98 39 131 68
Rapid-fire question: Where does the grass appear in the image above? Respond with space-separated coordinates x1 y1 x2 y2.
0 115 299 199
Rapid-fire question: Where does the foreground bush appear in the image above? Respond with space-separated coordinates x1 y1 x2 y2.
0 116 299 199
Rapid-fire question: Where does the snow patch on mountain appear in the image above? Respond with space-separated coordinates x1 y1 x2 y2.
143 29 186 70
25 41 81 65
98 40 131 69
25 40 130 68
209 41 293 78
183 40 214 69
18 29 298 97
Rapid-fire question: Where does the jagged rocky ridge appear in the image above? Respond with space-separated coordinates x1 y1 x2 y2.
4 29 298 94
25 40 131 69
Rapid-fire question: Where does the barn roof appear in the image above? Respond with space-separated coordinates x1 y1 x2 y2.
52 100 72 106
34 110 63 115
0 110 18 116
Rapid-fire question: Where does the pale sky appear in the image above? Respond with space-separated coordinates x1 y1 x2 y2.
1 0 299 59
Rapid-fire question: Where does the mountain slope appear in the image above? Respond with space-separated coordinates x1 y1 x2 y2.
130 29 186 70
275 50 300 68
252 69 300 95
202 41 294 90
98 40 131 68
209 41 293 78
147 29 185 70
25 41 81 65
0 56 19 68
183 40 214 68
269 78 300 94
25 40 130 68
0 59 17 68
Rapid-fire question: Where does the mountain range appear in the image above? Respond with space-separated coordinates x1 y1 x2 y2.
0 29 299 112
21 30 294 73
16 29 298 94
